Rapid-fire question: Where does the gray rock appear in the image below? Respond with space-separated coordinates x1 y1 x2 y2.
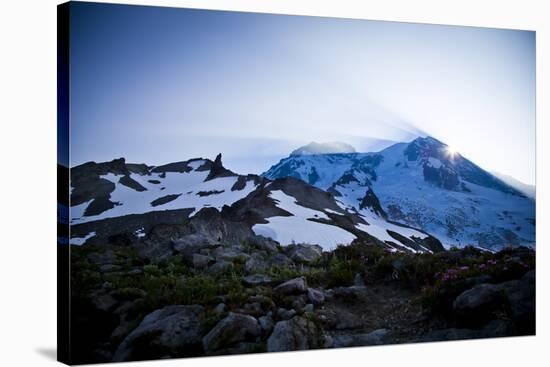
307 288 325 305
113 305 205 361
276 308 297 321
292 298 306 311
285 244 323 263
202 313 261 352
173 234 220 255
213 303 226 316
243 274 274 287
248 235 279 253
494 272 535 331
212 246 250 262
453 283 505 327
330 329 391 348
270 253 294 268
247 295 275 312
192 253 214 269
267 316 321 352
259 314 274 334
273 277 307 296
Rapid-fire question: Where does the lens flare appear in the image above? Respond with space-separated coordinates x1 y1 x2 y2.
446 146 458 158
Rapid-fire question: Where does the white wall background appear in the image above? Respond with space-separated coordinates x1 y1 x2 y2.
0 0 547 366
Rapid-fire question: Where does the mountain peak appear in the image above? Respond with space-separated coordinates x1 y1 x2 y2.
404 136 449 162
410 136 445 147
205 153 237 181
290 141 356 156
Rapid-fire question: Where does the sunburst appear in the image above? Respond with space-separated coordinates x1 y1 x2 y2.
446 145 459 159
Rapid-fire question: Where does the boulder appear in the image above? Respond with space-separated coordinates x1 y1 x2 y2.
202 313 261 352
453 283 506 327
267 316 321 352
248 235 279 253
192 254 214 269
113 305 205 361
495 271 535 333
285 244 323 263
248 294 276 310
307 288 325 305
270 253 294 268
258 314 274 334
291 297 307 311
273 277 307 296
276 308 297 321
212 246 249 262
212 303 227 316
173 234 219 255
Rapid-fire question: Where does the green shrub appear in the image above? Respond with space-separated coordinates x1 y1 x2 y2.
143 264 161 277
325 260 357 287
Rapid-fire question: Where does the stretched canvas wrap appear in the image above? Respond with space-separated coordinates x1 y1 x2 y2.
57 1 536 364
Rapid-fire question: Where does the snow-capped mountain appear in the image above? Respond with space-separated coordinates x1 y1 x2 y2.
69 154 443 253
264 137 536 250
291 142 356 156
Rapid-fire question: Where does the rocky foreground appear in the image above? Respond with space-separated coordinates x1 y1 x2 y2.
65 235 535 364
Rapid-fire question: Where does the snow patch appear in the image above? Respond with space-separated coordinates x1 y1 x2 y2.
427 157 443 169
70 231 96 246
252 190 356 250
134 228 146 238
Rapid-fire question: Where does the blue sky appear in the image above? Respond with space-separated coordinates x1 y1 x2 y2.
69 2 535 184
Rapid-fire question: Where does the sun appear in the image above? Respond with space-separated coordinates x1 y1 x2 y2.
446 145 459 158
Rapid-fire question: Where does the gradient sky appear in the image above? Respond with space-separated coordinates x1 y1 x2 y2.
69 2 536 184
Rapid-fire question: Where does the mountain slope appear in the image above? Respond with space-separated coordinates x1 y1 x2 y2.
263 137 536 250
491 171 535 199
69 154 443 253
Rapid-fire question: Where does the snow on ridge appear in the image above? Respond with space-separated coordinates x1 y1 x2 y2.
269 190 330 221
71 170 258 224
354 211 429 253
252 190 356 250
